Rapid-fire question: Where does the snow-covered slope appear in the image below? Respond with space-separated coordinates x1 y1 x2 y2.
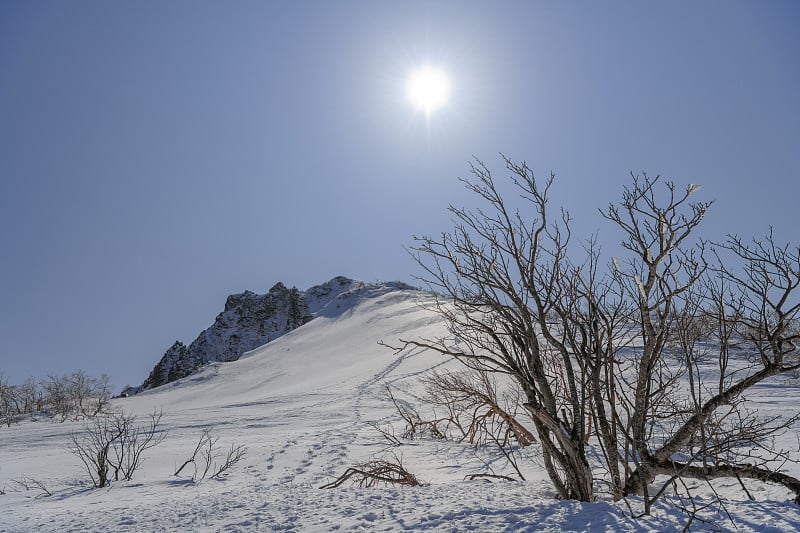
3 285 800 532
131 276 414 393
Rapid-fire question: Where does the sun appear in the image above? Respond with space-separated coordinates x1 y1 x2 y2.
405 66 450 118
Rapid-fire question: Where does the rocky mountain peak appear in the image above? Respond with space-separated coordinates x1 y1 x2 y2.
269 281 288 293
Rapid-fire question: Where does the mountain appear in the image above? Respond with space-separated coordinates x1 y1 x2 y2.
124 276 415 394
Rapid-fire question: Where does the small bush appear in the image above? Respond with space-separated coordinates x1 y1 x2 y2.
174 430 247 483
70 407 165 488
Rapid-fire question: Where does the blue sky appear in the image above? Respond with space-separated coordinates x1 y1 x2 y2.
1 1 798 389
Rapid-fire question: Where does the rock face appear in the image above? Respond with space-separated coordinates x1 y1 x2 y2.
125 276 414 394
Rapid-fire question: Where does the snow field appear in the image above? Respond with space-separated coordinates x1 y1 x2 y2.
3 289 800 531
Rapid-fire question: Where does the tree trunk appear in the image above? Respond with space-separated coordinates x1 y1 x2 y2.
525 403 593 501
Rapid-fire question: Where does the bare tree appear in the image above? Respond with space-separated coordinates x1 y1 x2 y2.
10 475 52 498
605 183 800 511
40 371 112 422
41 374 71 422
384 385 447 441
0 374 20 427
601 176 711 510
382 377 531 480
68 371 112 419
18 377 41 415
70 408 165 488
421 369 535 447
404 157 613 500
403 156 800 508
174 429 247 482
0 374 50 427
108 408 165 482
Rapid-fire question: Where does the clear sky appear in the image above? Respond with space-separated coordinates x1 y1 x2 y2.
1 1 799 390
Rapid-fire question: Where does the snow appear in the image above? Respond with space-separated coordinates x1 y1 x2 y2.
3 287 800 531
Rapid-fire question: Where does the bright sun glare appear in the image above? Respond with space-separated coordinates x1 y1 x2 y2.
406 66 450 118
